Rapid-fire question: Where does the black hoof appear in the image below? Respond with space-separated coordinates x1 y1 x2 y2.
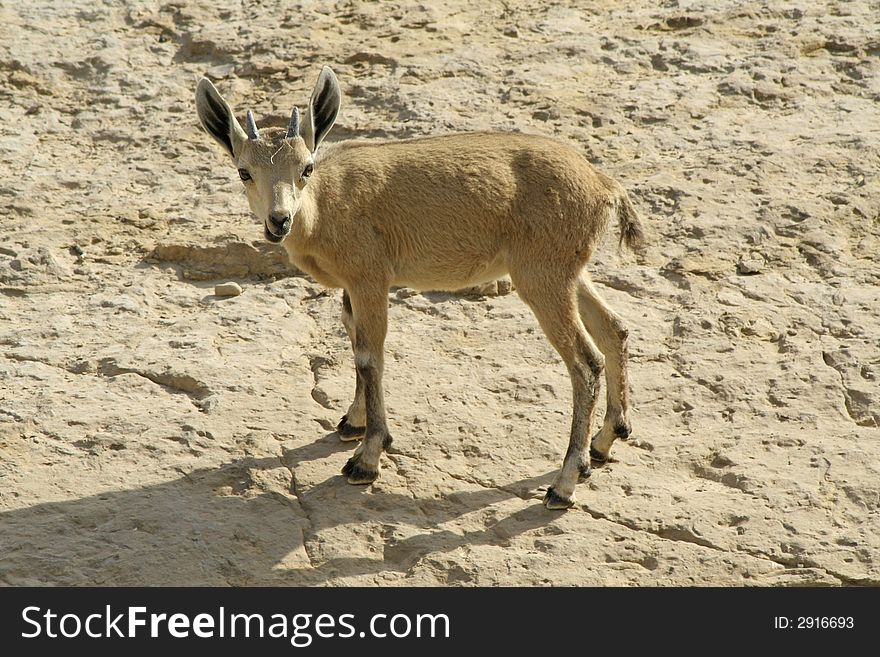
342 457 378 485
589 445 608 464
578 462 592 478
543 486 575 510
614 423 631 440
337 415 366 440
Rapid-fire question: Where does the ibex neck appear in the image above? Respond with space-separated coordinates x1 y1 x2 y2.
291 187 318 242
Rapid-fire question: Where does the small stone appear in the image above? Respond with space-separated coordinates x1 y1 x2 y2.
214 282 242 297
205 64 235 80
97 294 141 313
196 396 220 414
503 26 519 37
736 257 763 275
717 289 742 306
673 400 694 413
532 108 560 122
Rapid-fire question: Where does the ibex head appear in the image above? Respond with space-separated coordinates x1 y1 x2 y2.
195 66 341 243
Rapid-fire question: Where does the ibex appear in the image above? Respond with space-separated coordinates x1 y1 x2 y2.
195 66 645 509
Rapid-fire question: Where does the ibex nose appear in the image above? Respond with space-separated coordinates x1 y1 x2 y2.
268 212 291 233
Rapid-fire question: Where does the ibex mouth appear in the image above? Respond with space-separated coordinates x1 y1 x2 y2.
264 225 287 244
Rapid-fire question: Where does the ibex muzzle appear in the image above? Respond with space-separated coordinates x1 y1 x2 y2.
196 66 646 510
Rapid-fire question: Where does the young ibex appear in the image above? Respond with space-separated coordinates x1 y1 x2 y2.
195 66 645 509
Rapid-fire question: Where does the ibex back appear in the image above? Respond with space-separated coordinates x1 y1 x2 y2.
195 66 645 509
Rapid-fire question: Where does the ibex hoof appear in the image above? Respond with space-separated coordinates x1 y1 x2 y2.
342 457 378 485
578 462 592 478
589 445 609 464
337 415 366 441
543 487 575 510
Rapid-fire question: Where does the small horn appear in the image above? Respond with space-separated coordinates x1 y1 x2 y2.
286 107 300 139
245 110 260 140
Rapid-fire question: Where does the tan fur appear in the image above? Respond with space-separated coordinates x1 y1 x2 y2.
195 69 645 509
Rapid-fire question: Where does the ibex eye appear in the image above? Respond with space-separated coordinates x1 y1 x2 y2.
238 168 252 182
302 163 314 179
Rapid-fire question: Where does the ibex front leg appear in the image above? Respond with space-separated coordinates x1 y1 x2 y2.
341 284 392 484
338 290 367 440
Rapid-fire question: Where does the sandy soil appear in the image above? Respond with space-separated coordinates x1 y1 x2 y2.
1 0 878 586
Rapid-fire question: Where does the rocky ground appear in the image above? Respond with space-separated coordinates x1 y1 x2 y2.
1 0 878 586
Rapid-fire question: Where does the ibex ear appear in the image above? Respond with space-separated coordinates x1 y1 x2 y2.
303 66 340 153
195 78 248 158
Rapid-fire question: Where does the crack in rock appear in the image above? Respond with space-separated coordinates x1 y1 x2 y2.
581 506 880 585
307 354 336 410
97 358 212 400
279 453 319 570
147 239 292 281
822 350 878 427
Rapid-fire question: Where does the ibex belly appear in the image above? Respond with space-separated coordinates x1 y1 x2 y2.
390 249 508 292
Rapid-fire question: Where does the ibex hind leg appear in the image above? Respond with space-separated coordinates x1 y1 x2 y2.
575 274 632 463
511 266 604 510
